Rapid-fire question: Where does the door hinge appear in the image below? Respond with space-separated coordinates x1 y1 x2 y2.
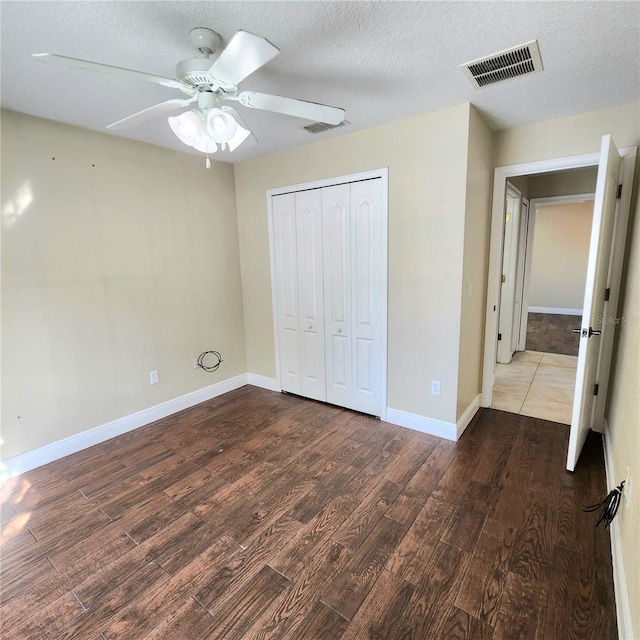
616 184 623 199
593 383 599 396
604 288 611 302
498 333 502 341
501 274 506 283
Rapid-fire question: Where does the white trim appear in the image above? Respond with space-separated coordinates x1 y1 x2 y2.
527 306 583 316
1 374 248 478
497 183 523 364
532 193 595 207
247 373 281 392
602 423 635 640
481 147 634 408
456 394 481 438
266 167 389 419
515 197 530 352
267 168 389 197
386 408 457 441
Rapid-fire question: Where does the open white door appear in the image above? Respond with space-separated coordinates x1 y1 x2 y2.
567 135 622 471
513 198 530 352
497 184 522 363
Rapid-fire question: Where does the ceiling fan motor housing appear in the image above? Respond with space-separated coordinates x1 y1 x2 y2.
189 28 222 56
175 58 235 92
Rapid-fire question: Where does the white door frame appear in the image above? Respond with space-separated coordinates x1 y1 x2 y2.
515 197 530 351
482 149 634 408
266 168 389 420
496 183 522 364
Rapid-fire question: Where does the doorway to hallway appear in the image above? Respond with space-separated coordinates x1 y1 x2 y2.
491 350 577 424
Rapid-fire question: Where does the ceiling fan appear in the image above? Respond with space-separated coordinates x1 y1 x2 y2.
33 28 346 163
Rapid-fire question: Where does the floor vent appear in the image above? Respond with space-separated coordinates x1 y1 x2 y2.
302 120 349 134
461 40 543 88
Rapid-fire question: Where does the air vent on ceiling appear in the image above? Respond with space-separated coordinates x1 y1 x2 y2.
461 40 543 88
302 120 349 134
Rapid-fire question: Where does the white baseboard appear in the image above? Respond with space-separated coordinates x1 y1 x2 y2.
456 394 482 438
386 407 457 441
247 373 281 392
602 423 635 640
1 374 249 479
528 306 583 316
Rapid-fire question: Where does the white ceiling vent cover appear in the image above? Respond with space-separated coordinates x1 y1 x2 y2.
461 40 543 88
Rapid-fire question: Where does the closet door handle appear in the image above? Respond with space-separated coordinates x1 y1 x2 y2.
307 324 312 330
337 328 342 333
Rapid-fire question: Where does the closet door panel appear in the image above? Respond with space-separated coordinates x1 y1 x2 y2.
322 183 352 407
272 193 302 394
351 179 383 414
295 189 326 401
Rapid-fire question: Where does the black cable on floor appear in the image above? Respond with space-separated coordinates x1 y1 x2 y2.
583 481 625 528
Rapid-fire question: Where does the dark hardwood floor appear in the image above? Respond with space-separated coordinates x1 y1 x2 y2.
0 386 617 639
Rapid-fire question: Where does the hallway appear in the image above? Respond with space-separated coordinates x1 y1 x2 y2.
491 351 578 424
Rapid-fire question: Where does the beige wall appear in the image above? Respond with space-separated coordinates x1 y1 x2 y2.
496 103 640 166
607 183 640 639
235 103 472 424
1 110 246 459
528 167 597 199
529 201 594 310
457 106 494 419
498 103 639 639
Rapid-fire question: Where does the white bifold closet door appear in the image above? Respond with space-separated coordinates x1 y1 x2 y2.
272 189 326 401
272 178 384 416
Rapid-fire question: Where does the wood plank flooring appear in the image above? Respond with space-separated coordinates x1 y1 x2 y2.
0 386 617 639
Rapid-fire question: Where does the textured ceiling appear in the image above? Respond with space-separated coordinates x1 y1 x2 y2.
1 1 639 164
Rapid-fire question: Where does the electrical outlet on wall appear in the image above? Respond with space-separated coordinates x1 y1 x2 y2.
150 370 159 385
431 380 440 396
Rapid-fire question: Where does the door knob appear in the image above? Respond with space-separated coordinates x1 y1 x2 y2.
337 328 342 333
307 324 312 330
574 327 602 337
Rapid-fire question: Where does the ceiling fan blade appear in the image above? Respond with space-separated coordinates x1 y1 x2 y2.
106 95 198 130
33 53 190 91
208 31 279 85
237 91 345 125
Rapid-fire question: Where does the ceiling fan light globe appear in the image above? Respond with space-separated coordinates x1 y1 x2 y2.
205 108 237 143
228 122 252 152
191 128 218 154
168 110 202 146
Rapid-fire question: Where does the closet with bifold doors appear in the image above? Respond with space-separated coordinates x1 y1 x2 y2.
270 174 386 417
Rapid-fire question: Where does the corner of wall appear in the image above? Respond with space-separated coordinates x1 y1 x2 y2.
456 105 496 421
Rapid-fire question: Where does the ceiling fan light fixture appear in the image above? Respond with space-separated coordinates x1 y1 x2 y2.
228 122 251 152
168 110 202 146
205 108 238 143
190 127 218 154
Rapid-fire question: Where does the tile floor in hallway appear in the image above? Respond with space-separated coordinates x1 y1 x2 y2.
491 350 578 424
